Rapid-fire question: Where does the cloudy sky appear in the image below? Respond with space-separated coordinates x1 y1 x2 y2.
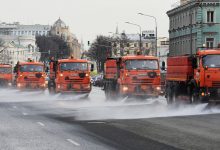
0 0 177 46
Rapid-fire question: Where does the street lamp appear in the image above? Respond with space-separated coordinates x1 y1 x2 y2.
138 13 158 56
125 22 142 52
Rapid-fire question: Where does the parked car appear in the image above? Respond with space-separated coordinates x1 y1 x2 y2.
93 74 104 87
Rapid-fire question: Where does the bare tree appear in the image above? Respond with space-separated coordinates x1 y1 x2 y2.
0 38 5 53
86 35 112 72
0 38 11 64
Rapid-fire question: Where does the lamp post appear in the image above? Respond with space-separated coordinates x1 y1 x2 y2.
138 13 158 56
125 22 142 52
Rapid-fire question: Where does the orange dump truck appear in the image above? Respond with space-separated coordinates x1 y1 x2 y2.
104 55 162 99
0 64 13 87
166 49 220 104
14 61 46 89
48 57 94 95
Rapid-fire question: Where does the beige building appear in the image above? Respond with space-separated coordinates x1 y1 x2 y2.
50 18 81 59
0 35 40 66
0 40 40 66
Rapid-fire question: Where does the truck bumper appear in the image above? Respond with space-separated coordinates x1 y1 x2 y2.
56 83 91 94
17 82 46 90
0 79 12 87
120 84 162 97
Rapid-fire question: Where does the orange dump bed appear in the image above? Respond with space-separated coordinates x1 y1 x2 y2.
105 60 117 79
167 56 193 82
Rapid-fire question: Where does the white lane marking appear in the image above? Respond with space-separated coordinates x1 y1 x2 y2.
88 121 106 124
22 112 28 116
37 122 45 127
67 139 80 146
13 106 17 109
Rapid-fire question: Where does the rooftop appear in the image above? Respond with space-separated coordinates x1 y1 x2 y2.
53 18 67 28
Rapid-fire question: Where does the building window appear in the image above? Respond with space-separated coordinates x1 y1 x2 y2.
206 38 214 48
145 43 148 47
134 43 137 47
207 11 214 23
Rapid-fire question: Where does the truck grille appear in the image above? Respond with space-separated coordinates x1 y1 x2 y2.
65 78 83 83
132 79 153 84
212 81 220 87
24 78 39 82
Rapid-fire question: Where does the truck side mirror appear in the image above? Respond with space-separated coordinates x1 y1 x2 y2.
91 64 94 72
53 61 58 72
192 57 197 69
161 61 166 71
45 67 49 73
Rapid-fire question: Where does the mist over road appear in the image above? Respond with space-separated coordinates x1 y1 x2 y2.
0 87 220 150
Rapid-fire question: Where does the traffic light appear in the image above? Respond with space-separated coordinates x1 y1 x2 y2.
88 41 90 46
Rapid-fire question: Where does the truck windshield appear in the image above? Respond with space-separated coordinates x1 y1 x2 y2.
125 60 159 70
0 67 12 74
203 55 220 68
60 62 88 71
20 65 44 72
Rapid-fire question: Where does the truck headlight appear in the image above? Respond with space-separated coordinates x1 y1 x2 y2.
60 74 63 77
123 86 128 91
156 86 161 91
17 83 21 88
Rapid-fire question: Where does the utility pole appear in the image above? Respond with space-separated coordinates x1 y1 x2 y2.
138 13 158 56
190 3 193 56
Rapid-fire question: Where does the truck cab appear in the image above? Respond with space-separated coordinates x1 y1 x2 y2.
15 61 46 90
166 49 220 104
104 55 162 99
49 58 93 95
194 50 220 101
0 64 13 87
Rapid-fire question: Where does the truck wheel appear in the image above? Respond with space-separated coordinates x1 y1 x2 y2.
104 82 112 100
166 85 173 104
189 87 198 104
48 81 56 94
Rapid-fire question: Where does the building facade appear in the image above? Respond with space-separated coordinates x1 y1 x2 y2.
111 30 156 56
125 31 156 56
50 18 81 59
157 37 169 67
0 22 51 36
0 39 40 66
167 0 220 56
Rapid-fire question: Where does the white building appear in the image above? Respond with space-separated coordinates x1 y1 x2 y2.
157 37 169 67
123 30 156 56
0 22 46 66
0 35 40 66
0 22 51 36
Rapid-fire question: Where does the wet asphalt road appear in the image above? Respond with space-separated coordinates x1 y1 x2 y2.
0 87 220 150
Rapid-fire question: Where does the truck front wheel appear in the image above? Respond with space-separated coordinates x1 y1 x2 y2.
189 87 199 104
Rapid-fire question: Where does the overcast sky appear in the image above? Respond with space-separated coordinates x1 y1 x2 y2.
0 0 177 46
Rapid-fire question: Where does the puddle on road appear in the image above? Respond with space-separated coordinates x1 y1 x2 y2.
1 88 220 121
